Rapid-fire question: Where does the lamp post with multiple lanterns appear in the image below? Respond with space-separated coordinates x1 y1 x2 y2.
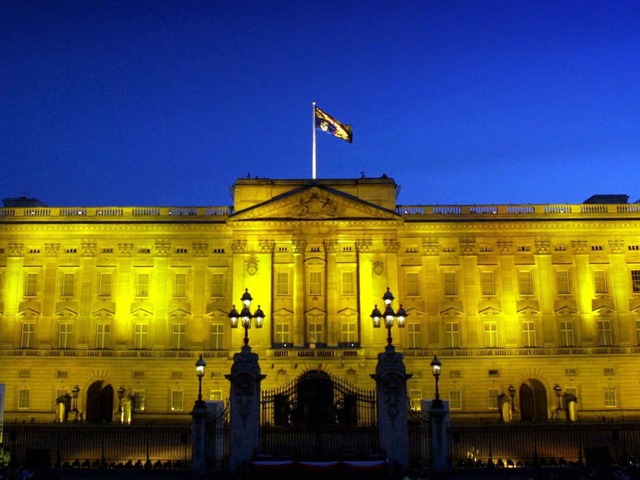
430 356 442 407
228 289 265 348
370 287 407 347
195 354 207 407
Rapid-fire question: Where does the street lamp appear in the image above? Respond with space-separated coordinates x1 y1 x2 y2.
195 354 207 407
228 288 265 347
554 384 562 419
430 356 442 407
370 288 407 346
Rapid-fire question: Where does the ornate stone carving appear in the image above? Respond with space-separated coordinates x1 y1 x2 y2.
460 237 476 255
291 240 306 254
323 240 337 254
117 243 134 256
44 243 60 256
372 260 384 276
535 240 551 255
609 240 624 254
231 240 246 253
192 242 209 257
246 255 259 276
259 240 275 253
155 239 171 256
384 239 400 253
422 239 439 256
497 241 513 255
294 189 339 219
355 240 371 253
571 240 588 254
8 242 23 256
81 241 96 256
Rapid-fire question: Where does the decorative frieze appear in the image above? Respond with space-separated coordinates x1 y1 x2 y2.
291 240 306 254
192 242 209 257
497 241 513 255
571 240 588 254
323 240 338 254
44 243 60 257
355 240 372 253
155 240 171 256
231 240 246 254
384 239 400 253
259 239 275 253
460 237 476 255
422 239 439 256
534 240 551 255
8 242 24 256
81 241 96 256
117 243 134 256
609 240 624 254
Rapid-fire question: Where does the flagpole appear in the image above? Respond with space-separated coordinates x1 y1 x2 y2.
312 101 317 179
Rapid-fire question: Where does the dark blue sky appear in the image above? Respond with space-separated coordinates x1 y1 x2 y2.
2 0 639 207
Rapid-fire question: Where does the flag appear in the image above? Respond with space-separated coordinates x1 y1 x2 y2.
314 106 353 143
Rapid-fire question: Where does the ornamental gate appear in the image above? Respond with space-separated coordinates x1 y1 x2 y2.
260 370 379 459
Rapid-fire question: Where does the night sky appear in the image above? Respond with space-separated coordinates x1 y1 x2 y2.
2 1 639 207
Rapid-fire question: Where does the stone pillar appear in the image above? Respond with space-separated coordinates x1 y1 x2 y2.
225 345 265 475
423 399 450 472
191 400 207 473
371 345 411 473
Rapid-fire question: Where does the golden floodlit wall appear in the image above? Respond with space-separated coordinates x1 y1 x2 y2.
1 177 640 423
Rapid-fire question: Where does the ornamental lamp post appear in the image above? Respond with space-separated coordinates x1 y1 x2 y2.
195 354 206 407
228 288 265 347
370 288 407 346
430 356 442 407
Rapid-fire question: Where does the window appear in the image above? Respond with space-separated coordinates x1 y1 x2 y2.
559 321 574 347
210 390 223 401
449 390 463 410
61 273 75 297
309 272 322 295
174 273 187 298
275 322 291 344
521 321 536 347
276 272 289 296
136 273 150 297
341 320 357 344
58 323 73 349
17 389 30 409
594 271 608 294
172 323 186 349
596 320 613 346
134 323 148 349
342 272 355 296
24 273 38 297
604 388 617 408
308 321 324 344
556 271 571 295
518 271 533 295
211 273 224 297
96 323 111 349
480 271 495 296
132 390 145 411
21 323 35 348
409 389 422 411
210 323 224 350
171 390 184 411
407 322 422 348
632 270 640 293
487 388 500 410
483 322 498 347
99 273 112 297
406 272 419 296
445 322 460 348
443 272 457 296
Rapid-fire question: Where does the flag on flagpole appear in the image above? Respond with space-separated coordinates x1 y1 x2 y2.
314 106 353 143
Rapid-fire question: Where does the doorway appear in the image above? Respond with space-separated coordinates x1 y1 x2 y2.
519 379 548 421
85 381 114 423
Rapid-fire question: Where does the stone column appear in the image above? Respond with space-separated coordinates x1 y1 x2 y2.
423 399 450 472
191 400 207 473
225 345 265 475
371 344 411 472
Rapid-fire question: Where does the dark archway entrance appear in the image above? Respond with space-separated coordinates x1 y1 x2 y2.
85 381 114 423
519 379 548 421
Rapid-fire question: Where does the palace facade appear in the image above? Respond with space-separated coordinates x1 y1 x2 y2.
1 176 640 423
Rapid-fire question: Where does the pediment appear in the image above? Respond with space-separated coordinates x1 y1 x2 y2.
593 305 615 315
406 307 425 318
131 307 153 317
305 307 326 316
230 184 400 222
554 305 576 315
440 306 464 316
55 307 78 319
273 307 293 316
478 306 501 316
517 305 540 315
168 308 191 319
92 307 115 318
19 307 40 318
337 307 357 316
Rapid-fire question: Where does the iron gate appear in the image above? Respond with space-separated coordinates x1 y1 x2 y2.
259 370 379 459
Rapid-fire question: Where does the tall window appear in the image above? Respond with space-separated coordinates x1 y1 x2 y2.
132 390 145 411
96 323 111 349
134 323 148 349
174 273 187 298
559 321 574 347
445 322 460 348
21 323 35 348
406 272 419 296
483 322 498 347
443 272 457 296
409 389 422 410
172 323 186 349
480 271 495 296
61 273 75 297
556 271 571 295
58 323 73 349
171 390 184 411
341 317 357 344
521 321 536 347
276 272 289 296
407 322 422 348
596 320 613 346
24 273 38 297
594 270 608 294
604 388 617 408
136 273 150 297
449 390 463 410
210 323 224 350
17 389 30 409
275 322 291 344
487 388 500 410
211 273 224 297
342 271 355 296
632 270 640 293
308 320 324 344
518 271 534 295
99 272 112 297
309 272 322 295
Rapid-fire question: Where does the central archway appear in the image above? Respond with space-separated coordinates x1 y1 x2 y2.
295 370 334 428
85 381 114 423
519 379 548 421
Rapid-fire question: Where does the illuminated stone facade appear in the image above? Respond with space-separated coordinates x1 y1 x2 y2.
1 177 640 422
